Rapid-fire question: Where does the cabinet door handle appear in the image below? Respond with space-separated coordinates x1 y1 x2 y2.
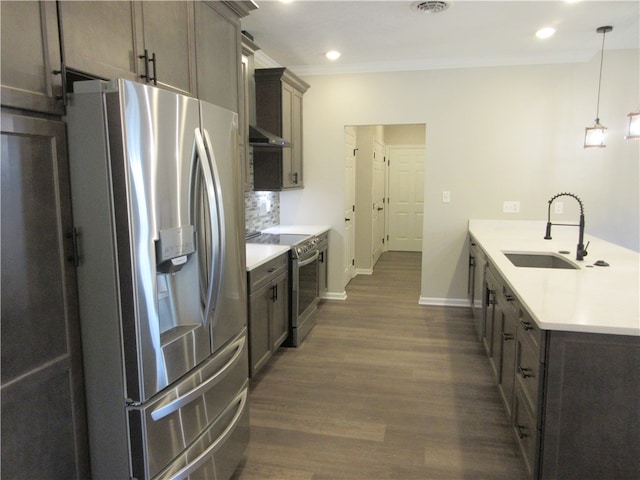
502 332 514 341
149 52 157 85
139 49 150 81
518 366 533 379
505 294 515 302
520 320 533 331
516 424 528 439
292 172 299 184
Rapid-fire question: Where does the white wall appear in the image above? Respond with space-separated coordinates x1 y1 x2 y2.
281 49 640 303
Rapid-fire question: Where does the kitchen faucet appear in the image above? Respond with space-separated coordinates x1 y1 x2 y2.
544 192 589 261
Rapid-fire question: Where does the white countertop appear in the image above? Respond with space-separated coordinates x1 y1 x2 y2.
262 224 330 236
245 243 290 271
469 220 640 336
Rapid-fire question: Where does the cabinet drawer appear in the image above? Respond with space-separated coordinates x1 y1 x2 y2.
513 382 538 477
515 330 541 415
248 253 288 292
519 309 543 355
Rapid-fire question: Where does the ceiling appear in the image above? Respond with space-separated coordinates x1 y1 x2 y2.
241 1 640 76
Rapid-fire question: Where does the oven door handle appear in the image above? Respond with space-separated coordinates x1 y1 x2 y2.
297 250 319 267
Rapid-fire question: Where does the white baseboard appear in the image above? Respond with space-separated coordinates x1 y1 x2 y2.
322 291 347 301
355 268 373 275
418 297 471 308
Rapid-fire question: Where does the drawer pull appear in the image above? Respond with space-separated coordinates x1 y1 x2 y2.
505 294 515 302
502 332 514 341
520 320 533 331
267 267 276 273
516 424 528 439
518 366 533 379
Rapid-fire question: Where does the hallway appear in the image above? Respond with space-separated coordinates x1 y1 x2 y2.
233 252 528 479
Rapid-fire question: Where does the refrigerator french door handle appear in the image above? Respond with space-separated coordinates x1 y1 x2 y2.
162 388 248 480
150 335 245 421
191 128 219 326
201 128 226 329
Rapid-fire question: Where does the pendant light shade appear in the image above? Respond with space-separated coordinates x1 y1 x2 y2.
585 119 607 148
625 110 640 139
584 26 612 149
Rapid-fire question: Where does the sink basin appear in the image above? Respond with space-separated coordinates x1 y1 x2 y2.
503 252 578 270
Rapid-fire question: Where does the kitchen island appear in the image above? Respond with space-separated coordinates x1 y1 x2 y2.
468 220 639 480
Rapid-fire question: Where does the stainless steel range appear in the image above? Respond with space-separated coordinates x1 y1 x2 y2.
246 232 319 346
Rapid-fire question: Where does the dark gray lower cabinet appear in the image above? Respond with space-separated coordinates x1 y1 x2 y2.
478 258 640 479
247 253 289 377
541 331 640 480
1 112 89 479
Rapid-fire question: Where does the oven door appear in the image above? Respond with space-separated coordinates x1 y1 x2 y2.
292 250 320 328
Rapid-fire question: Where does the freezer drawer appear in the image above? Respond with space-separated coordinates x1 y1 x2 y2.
128 331 248 479
155 387 249 480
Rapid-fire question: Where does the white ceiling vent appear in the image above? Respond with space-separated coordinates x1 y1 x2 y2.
411 1 450 14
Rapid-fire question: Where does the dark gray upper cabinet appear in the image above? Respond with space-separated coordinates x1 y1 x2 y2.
0 1 63 114
61 1 196 95
60 1 140 82
4 1 255 112
195 1 241 113
254 68 309 191
138 1 196 96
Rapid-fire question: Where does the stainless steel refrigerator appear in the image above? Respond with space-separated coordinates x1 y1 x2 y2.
66 79 249 480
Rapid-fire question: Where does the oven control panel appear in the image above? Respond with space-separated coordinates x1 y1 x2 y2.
293 237 318 259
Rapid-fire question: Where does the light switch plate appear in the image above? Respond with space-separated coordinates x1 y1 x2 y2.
442 191 451 203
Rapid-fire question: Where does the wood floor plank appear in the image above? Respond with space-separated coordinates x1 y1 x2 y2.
232 252 528 480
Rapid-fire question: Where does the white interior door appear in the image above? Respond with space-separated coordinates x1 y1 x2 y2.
344 126 356 285
372 139 386 265
388 146 424 251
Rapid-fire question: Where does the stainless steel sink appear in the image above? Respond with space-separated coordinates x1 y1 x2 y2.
503 252 579 270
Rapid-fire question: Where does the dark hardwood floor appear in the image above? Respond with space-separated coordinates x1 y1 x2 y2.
232 251 528 480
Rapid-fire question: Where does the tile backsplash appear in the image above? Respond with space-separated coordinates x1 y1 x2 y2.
244 148 280 234
244 191 279 234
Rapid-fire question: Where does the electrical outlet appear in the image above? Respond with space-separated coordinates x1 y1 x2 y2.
442 191 451 203
503 201 520 214
554 201 564 214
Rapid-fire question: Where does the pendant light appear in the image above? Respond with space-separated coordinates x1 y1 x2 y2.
584 26 613 148
625 109 640 139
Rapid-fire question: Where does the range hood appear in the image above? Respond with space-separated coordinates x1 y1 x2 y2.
249 124 290 147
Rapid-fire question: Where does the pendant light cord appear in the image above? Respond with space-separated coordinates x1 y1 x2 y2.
595 28 609 121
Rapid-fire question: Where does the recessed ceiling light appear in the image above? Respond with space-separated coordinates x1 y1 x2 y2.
326 50 341 61
536 27 556 39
